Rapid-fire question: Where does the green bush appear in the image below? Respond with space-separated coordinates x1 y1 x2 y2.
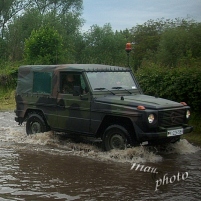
136 64 201 112
0 64 18 90
24 26 64 65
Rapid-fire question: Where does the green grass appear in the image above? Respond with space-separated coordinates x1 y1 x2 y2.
0 89 16 111
182 133 201 146
182 113 201 146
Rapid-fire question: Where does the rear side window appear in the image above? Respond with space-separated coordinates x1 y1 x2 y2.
33 72 52 93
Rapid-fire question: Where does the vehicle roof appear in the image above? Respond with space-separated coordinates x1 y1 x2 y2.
16 64 131 94
19 64 130 72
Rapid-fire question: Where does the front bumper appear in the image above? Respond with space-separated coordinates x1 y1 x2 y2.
15 116 24 125
138 125 193 145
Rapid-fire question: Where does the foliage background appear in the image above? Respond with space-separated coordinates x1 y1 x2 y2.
135 63 201 112
0 1 201 136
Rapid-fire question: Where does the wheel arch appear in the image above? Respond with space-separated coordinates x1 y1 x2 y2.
24 109 50 127
96 115 136 145
26 112 50 135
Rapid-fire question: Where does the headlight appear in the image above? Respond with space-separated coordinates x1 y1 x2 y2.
186 110 190 119
148 114 155 123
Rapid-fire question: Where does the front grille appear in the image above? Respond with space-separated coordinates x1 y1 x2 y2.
158 109 186 127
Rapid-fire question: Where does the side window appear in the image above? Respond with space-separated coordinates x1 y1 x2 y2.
33 72 52 93
60 72 88 94
80 75 87 91
61 73 75 94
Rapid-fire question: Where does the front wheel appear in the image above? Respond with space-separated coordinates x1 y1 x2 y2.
102 125 131 151
26 113 48 135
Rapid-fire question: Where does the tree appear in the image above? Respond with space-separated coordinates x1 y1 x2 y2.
187 23 201 60
128 18 201 69
0 0 31 38
79 24 127 66
0 37 7 61
24 26 63 64
3 0 83 62
5 9 43 61
156 20 201 67
129 19 165 70
41 11 84 63
156 27 188 66
30 0 83 15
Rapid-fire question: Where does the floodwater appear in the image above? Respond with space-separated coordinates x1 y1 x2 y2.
0 111 200 201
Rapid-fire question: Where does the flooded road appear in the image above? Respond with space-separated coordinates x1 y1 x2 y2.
0 111 200 200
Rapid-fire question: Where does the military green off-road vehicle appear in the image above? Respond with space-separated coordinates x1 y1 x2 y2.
15 64 193 151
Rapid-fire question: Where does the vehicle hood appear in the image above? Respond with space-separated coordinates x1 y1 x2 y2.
94 94 184 109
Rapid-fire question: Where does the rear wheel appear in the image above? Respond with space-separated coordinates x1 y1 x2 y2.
26 113 48 135
103 125 131 151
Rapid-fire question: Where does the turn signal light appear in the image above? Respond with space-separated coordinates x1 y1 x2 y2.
137 105 146 110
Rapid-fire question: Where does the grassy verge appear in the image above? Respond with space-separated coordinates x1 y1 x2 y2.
0 89 16 111
182 113 201 146
182 133 201 146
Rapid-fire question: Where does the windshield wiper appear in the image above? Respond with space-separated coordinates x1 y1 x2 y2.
94 87 115 95
112 86 132 94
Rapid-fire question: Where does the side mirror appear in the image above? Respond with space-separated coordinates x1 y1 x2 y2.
73 86 81 96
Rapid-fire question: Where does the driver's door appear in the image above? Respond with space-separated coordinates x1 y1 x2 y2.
56 72 91 133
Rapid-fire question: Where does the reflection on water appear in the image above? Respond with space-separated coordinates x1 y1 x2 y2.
0 112 200 200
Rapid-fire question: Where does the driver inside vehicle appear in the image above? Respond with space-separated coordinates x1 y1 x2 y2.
62 74 75 94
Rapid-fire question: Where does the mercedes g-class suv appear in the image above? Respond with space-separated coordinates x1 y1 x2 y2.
15 64 193 151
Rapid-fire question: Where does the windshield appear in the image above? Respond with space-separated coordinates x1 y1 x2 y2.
86 71 137 91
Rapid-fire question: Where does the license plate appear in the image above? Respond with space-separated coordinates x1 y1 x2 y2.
167 128 183 137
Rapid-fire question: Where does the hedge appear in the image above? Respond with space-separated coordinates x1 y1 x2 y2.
1 64 201 112
0 68 17 89
135 65 201 112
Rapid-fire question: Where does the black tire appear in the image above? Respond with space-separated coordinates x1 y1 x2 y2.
26 113 48 135
103 125 131 151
